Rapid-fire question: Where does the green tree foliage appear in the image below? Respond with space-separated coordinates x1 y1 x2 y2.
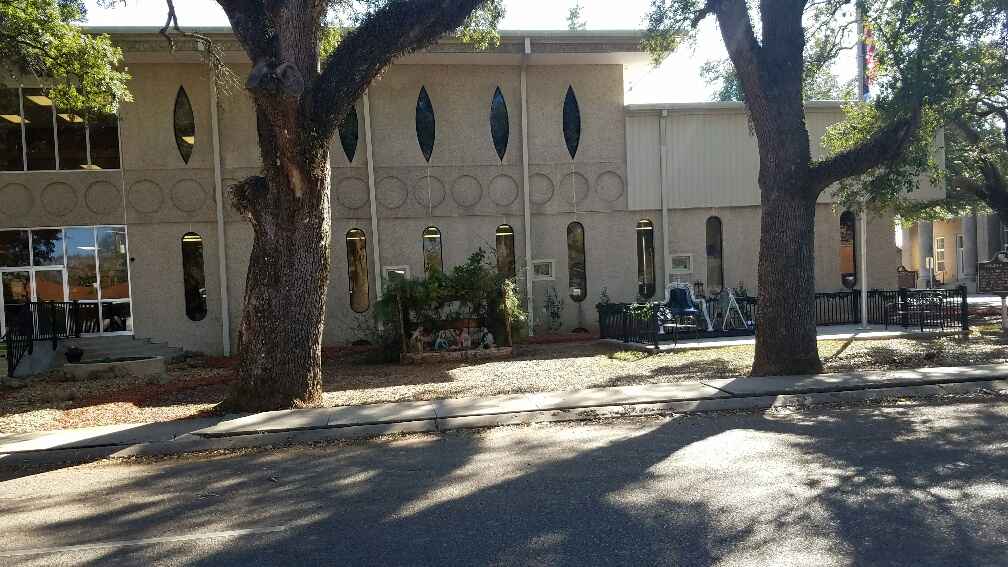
568 2 587 31
0 0 131 114
700 58 852 102
825 32 1008 222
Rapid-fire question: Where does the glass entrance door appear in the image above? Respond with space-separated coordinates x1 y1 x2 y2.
1 270 31 336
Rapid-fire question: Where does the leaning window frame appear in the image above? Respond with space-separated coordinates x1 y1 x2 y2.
1 86 123 173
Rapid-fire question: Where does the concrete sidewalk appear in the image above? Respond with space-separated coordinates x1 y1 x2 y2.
3 363 1008 464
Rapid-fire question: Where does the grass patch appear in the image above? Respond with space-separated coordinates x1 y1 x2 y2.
606 350 652 362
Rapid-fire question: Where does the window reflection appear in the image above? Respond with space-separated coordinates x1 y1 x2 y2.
567 222 587 302
346 229 369 313
32 229 64 266
636 219 656 299
56 109 87 169
65 227 98 300
0 230 30 267
181 232 207 321
422 226 443 274
705 216 724 294
0 88 23 171
23 88 56 170
496 224 516 278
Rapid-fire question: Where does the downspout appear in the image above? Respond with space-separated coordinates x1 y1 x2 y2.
658 110 670 292
521 38 535 335
210 71 232 355
363 91 383 300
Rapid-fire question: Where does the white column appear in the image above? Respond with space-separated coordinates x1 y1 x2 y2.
918 221 934 287
658 111 670 292
362 91 382 300
210 70 231 356
962 212 978 289
520 37 535 334
900 224 913 267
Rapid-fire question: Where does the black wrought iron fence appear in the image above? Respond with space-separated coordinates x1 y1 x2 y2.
3 301 86 377
597 287 969 347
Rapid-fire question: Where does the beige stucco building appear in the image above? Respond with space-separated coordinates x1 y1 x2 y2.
0 28 943 356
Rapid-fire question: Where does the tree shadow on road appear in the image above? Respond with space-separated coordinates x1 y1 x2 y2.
3 396 1008 565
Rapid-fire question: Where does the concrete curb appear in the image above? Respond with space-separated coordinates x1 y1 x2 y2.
5 379 1007 468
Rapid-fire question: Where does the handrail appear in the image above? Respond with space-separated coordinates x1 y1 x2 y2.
3 301 85 378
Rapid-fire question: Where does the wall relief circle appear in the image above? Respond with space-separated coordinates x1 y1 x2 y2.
414 175 446 209
451 175 483 207
129 180 164 214
376 176 408 209
335 177 369 209
559 172 589 204
171 179 207 212
41 182 78 217
596 171 625 202
529 173 555 204
84 181 122 214
488 174 519 206
0 183 33 217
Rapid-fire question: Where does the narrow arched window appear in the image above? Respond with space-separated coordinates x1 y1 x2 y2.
496 224 516 278
422 226 443 274
567 222 587 302
705 216 724 294
636 219 656 299
173 86 195 164
181 232 207 321
346 228 369 312
839 211 857 288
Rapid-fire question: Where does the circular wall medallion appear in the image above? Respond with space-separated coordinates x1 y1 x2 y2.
559 172 589 204
376 176 408 209
488 174 519 206
529 173 555 204
335 177 369 209
596 171 625 202
84 181 122 214
171 179 207 213
414 175 446 209
41 182 78 217
0 183 33 217
451 175 482 207
128 179 165 214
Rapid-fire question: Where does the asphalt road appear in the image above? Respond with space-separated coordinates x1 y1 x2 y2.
2 395 1008 566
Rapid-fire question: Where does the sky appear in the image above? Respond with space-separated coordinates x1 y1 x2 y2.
82 0 855 104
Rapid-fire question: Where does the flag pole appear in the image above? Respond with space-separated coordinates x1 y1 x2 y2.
857 5 870 330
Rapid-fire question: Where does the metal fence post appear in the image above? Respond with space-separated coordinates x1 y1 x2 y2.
49 301 57 350
959 285 970 335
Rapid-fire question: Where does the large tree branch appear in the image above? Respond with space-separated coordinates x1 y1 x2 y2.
215 0 277 63
808 106 923 194
308 0 486 144
714 0 762 100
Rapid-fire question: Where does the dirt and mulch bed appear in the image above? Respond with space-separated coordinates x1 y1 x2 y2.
2 332 1007 435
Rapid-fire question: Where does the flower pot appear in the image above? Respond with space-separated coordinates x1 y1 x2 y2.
65 348 84 364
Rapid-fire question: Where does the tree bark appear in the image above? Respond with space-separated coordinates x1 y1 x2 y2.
226 157 332 411
751 186 823 376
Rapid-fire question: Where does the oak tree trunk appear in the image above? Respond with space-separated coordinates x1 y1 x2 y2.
751 185 824 376
228 166 331 410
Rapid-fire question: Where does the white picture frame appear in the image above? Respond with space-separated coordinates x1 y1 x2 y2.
668 254 693 274
531 259 555 281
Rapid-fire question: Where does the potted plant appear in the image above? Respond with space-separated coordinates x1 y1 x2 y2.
65 346 84 364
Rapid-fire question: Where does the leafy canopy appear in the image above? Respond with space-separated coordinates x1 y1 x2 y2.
0 0 131 114
820 1 1008 220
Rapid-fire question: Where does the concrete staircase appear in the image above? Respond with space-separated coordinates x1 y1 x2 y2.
63 336 184 364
